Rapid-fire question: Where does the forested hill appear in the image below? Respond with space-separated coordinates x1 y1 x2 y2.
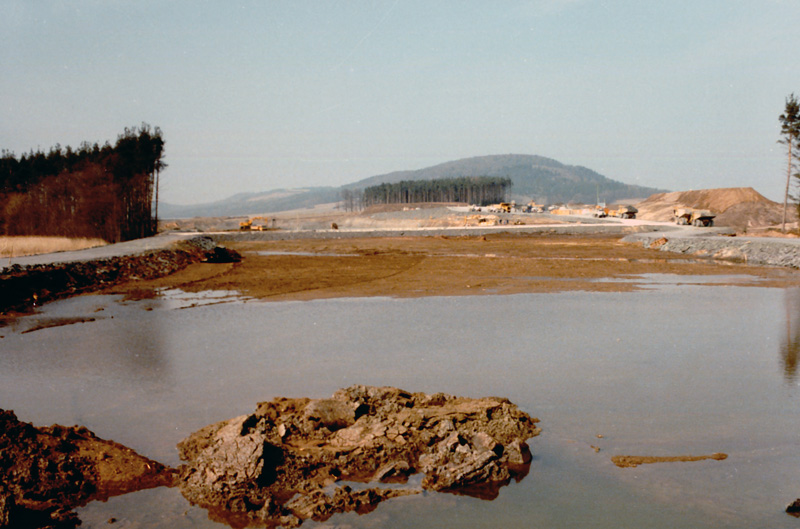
161 154 666 218
350 154 666 205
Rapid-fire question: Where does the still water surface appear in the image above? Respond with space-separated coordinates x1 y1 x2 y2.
1 280 799 528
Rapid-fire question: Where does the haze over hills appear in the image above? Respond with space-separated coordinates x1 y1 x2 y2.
160 154 668 218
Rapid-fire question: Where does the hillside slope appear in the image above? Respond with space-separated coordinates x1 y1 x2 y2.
161 154 666 218
160 187 340 218
351 154 666 205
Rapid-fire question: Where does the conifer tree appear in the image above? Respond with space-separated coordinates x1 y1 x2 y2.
779 94 800 232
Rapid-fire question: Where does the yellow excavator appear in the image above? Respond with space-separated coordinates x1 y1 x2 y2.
239 217 272 231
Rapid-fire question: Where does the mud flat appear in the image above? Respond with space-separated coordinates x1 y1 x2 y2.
106 232 800 304
611 453 728 468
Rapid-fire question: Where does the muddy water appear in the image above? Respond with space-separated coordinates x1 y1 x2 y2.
1 281 800 528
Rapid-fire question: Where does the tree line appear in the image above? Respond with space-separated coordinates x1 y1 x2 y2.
0 124 165 242
361 176 512 207
780 94 800 232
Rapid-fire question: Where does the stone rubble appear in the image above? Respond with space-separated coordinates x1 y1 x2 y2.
177 385 540 527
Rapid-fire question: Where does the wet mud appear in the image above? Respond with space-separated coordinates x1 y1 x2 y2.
611 453 728 468
177 385 540 528
0 237 239 317
0 410 175 528
105 233 800 303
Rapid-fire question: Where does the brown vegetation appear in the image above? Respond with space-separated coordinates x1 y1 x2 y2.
0 236 107 258
0 125 165 242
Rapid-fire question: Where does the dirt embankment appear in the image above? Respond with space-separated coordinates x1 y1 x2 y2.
627 233 800 269
0 410 174 529
0 237 239 316
636 187 796 231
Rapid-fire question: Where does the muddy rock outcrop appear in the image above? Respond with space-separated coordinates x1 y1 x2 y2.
177 385 540 527
0 409 175 529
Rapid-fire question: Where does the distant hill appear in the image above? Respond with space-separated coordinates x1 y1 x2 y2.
160 154 666 218
349 154 667 205
160 187 341 218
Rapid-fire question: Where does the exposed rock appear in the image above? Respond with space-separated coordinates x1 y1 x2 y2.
0 409 175 529
202 245 242 263
177 385 540 526
787 498 800 517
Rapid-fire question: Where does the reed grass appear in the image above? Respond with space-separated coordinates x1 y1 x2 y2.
0 236 108 258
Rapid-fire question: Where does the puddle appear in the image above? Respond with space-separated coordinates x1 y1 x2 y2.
255 251 359 257
2 287 800 527
592 273 770 287
153 288 250 309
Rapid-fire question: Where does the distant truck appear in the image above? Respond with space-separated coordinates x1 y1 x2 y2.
489 202 513 213
609 205 638 219
674 208 715 227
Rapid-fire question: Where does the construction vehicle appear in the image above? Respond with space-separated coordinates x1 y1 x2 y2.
239 216 272 231
528 201 544 213
609 205 638 219
674 208 715 227
489 202 513 213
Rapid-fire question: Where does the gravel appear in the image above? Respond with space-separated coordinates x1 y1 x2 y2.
624 232 800 269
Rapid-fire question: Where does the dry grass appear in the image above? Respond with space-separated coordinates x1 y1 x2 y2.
0 236 108 258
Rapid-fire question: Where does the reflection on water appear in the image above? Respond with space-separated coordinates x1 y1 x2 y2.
781 288 800 382
1 282 799 528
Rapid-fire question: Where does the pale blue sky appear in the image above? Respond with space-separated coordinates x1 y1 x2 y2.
2 1 799 204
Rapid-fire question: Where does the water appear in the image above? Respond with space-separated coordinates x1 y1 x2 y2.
1 282 799 528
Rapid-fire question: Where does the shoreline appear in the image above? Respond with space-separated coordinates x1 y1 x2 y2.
3 225 800 316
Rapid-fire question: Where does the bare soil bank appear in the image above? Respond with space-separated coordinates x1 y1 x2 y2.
0 410 174 529
107 232 800 302
0 237 238 316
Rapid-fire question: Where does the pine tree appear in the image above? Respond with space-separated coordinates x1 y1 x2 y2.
779 94 800 232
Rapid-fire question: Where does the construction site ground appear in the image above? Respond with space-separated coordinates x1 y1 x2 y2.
105 232 800 302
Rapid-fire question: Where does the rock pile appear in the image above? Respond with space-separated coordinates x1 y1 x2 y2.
626 234 800 269
177 385 540 527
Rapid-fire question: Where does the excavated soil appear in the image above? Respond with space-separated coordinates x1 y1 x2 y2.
106 233 800 302
635 187 798 232
0 410 175 528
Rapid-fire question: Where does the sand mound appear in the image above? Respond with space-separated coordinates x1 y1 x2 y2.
636 187 793 229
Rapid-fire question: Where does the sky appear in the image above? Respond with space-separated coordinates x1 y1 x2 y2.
2 1 800 205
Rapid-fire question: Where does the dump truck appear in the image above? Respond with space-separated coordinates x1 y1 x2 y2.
489 202 513 213
674 208 715 227
610 205 638 219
